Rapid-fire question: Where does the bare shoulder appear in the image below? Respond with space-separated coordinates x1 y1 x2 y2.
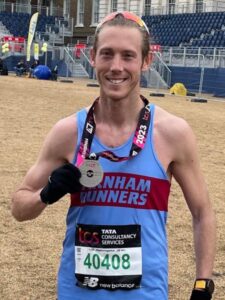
153 105 198 173
51 113 78 142
38 112 80 164
154 105 195 144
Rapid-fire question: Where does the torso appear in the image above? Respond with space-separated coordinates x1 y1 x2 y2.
58 103 171 300
64 106 175 180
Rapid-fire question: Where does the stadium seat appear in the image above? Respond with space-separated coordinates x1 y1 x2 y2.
0 11 56 39
142 11 225 48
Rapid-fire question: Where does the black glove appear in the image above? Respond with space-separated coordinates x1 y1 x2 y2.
190 289 212 300
40 163 82 205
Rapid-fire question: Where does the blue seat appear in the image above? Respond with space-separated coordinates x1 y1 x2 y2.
143 11 225 47
0 12 57 38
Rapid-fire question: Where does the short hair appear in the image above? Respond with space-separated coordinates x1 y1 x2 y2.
93 13 150 61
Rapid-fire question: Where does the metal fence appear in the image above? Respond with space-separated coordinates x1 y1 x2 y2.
151 51 171 87
161 46 225 68
2 41 225 69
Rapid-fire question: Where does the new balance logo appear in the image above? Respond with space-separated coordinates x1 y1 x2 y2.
83 276 99 288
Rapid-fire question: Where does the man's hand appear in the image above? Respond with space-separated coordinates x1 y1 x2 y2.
40 163 82 205
190 290 212 300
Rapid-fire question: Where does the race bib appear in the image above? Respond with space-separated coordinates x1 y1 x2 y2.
75 224 142 290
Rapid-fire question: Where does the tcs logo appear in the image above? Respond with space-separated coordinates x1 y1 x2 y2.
78 227 100 245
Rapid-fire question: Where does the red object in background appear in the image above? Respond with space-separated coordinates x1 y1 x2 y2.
150 44 161 52
1 36 25 52
74 43 86 58
1 36 25 43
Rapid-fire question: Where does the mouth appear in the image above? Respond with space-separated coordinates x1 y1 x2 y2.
106 78 127 84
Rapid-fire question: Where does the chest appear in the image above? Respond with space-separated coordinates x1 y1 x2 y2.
95 125 136 148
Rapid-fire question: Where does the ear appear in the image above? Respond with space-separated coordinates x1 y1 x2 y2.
141 51 152 72
90 48 96 67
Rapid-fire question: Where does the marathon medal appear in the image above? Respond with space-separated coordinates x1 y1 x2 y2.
79 159 103 188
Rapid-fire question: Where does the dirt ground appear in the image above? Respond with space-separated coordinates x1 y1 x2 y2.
0 75 224 299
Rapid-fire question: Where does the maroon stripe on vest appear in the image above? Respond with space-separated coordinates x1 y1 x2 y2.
71 172 170 212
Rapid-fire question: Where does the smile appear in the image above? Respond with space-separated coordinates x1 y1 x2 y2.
108 78 127 84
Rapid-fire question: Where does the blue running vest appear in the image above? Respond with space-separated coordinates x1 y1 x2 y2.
57 104 171 300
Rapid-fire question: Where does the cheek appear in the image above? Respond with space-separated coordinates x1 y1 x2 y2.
126 57 143 69
128 64 143 75
94 58 110 70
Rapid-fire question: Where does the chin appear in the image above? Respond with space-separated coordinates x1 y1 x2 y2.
105 91 128 101
101 86 129 100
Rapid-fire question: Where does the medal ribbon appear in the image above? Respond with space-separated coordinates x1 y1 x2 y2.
77 95 151 166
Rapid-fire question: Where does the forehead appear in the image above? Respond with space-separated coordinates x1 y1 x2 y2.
96 25 142 52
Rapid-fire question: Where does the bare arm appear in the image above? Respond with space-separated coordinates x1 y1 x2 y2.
170 119 216 279
11 115 77 221
12 164 50 221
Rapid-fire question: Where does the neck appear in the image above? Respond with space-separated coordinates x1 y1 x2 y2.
95 93 144 127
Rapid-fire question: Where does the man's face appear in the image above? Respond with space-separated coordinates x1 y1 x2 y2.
91 26 150 101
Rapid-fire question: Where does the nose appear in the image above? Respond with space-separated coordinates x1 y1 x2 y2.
110 54 123 72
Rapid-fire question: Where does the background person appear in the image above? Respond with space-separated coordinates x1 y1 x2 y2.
0 58 4 72
11 12 216 300
51 63 58 81
15 59 26 76
0 58 8 75
29 59 39 78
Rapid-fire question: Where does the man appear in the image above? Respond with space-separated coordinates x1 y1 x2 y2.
0 58 3 73
29 59 39 78
11 12 216 300
0 58 8 75
15 59 26 76
51 63 58 81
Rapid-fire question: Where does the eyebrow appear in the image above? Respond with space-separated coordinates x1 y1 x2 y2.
99 47 137 55
99 47 112 52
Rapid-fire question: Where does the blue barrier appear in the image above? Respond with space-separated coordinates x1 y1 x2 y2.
169 66 225 97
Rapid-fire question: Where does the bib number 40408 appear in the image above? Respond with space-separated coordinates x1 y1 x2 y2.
84 253 130 270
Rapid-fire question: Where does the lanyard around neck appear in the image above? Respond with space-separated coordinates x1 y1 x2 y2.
77 95 151 164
